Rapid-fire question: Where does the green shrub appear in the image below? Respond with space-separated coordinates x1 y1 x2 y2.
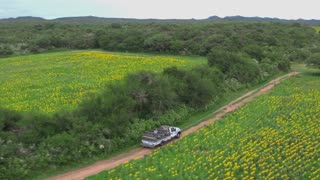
306 53 320 69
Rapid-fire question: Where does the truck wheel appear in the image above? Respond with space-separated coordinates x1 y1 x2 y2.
176 132 181 138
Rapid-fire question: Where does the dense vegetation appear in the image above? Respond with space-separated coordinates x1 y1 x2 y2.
89 71 320 180
0 51 204 113
307 53 320 69
0 19 320 179
0 20 319 58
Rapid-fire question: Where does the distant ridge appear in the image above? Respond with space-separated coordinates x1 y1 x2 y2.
2 16 46 21
1 15 320 25
53 16 197 23
207 15 320 25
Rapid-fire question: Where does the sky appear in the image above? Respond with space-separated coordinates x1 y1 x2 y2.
0 0 319 20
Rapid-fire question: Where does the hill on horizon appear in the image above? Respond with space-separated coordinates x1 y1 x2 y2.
1 15 320 25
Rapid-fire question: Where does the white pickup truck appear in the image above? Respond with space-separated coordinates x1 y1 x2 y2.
141 125 181 148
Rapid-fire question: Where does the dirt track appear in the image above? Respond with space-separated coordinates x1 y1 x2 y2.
48 72 299 180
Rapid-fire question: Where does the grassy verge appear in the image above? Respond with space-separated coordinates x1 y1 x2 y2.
33 71 287 180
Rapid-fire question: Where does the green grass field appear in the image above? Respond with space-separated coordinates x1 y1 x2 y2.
313 26 320 33
0 51 205 113
88 71 320 179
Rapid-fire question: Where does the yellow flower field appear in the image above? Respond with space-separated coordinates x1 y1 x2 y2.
0 51 205 113
88 73 320 179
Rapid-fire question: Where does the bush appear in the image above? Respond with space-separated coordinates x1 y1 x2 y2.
42 133 79 165
207 49 239 73
259 58 279 78
306 53 320 69
208 49 262 83
0 45 13 57
288 48 311 62
144 33 172 53
277 58 291 72
243 44 265 61
228 57 262 83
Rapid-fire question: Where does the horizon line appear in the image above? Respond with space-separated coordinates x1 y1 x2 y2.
1 15 320 21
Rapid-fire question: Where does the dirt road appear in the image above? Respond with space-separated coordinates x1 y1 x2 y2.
48 72 299 180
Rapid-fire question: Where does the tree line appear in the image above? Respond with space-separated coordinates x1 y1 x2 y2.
0 21 319 57
1 20 319 66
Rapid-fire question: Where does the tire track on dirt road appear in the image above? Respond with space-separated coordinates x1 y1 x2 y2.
48 72 299 180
